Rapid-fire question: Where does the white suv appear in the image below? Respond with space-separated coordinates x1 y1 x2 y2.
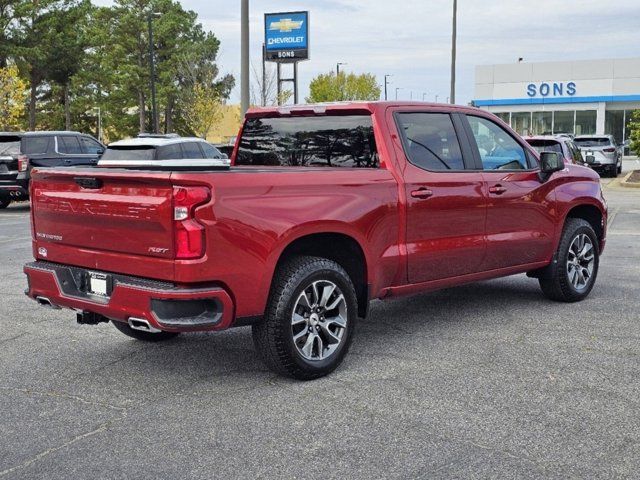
99 134 228 169
574 135 622 178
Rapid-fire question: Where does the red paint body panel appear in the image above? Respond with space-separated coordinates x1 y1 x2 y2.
24 102 607 331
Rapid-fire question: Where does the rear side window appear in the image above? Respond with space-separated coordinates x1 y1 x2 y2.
236 115 379 168
395 113 464 171
181 142 204 159
101 147 156 160
0 137 21 155
23 136 50 154
58 136 82 154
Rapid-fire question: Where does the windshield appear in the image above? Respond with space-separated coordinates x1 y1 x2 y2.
526 140 563 156
0 137 21 156
574 137 612 147
101 146 156 160
236 114 378 168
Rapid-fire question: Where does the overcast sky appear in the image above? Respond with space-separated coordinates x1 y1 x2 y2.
98 0 640 105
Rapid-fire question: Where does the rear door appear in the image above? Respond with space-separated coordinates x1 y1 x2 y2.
390 108 487 283
56 135 99 166
463 114 556 271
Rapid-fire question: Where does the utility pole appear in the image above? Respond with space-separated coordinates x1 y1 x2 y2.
384 74 392 101
147 12 159 133
241 0 250 116
422 92 427 101
395 87 402 100
449 0 457 104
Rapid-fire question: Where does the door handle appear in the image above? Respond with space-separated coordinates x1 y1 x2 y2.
411 188 434 199
488 184 507 195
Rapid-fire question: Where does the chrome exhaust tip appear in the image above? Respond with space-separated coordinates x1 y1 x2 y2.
35 296 61 309
128 317 162 333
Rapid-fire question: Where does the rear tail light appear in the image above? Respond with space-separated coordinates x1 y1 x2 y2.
18 155 29 172
603 147 615 153
172 186 210 259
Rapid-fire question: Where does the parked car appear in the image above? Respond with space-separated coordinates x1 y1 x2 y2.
0 131 104 208
98 134 226 168
24 102 607 380
525 135 584 166
574 134 622 177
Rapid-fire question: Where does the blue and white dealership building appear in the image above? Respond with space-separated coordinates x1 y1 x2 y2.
473 57 640 143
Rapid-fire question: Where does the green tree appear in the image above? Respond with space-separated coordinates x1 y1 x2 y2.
629 110 640 156
307 71 381 103
0 63 27 129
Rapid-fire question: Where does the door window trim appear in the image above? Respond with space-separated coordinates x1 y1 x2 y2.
462 113 540 172
55 135 92 157
392 111 474 172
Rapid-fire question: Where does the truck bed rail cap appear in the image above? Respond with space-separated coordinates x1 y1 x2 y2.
98 158 231 170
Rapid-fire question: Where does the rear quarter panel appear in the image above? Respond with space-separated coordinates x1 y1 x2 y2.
171 167 401 318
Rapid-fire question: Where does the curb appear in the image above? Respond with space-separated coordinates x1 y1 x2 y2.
619 171 640 189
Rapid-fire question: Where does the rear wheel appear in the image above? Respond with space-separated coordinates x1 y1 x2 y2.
111 320 180 342
538 218 599 302
252 256 357 380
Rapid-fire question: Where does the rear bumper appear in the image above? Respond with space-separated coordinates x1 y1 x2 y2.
0 178 29 199
24 261 235 332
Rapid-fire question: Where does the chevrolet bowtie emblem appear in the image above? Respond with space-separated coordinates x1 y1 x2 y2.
269 18 303 33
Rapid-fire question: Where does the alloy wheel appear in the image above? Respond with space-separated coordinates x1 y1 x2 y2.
566 233 595 291
291 280 347 361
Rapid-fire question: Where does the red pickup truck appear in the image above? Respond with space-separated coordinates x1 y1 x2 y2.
24 102 607 379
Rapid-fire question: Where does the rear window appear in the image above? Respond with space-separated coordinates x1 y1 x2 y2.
526 140 563 156
575 137 611 147
101 146 156 160
236 115 379 168
0 136 21 156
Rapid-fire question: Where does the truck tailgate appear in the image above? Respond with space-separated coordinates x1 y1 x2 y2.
31 168 177 279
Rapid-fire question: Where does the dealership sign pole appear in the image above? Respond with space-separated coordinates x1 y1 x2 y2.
264 11 310 105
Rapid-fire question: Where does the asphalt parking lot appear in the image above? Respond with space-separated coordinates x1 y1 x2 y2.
1 160 639 479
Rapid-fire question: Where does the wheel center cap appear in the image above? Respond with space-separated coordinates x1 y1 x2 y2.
309 313 319 325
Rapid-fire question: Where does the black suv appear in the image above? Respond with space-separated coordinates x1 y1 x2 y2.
0 131 104 208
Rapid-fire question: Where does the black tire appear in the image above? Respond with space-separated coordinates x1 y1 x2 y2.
617 162 622 174
252 255 357 380
111 319 180 342
0 198 10 209
538 218 599 302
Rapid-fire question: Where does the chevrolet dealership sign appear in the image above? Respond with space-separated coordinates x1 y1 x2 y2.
265 11 309 62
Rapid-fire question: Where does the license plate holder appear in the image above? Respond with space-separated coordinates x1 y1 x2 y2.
88 272 112 297
585 155 595 164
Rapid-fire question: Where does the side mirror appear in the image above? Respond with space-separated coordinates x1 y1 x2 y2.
97 148 105 155
540 151 563 175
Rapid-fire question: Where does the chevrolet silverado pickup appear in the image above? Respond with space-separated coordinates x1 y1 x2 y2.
24 102 607 379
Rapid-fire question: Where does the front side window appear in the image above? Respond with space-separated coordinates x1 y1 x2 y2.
201 143 223 159
58 136 82 154
395 112 464 171
467 116 529 170
236 115 378 168
156 144 182 160
80 137 103 154
181 142 204 159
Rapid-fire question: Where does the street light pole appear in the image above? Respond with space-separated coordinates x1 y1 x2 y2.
240 0 250 116
147 12 159 134
395 87 402 100
422 92 427 101
435 94 439 103
336 62 346 76
449 0 457 104
384 74 392 101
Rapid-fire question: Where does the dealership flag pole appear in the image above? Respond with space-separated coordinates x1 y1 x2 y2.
241 0 250 116
450 0 457 104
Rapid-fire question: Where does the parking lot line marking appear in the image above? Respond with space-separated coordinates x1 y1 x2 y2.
607 206 620 228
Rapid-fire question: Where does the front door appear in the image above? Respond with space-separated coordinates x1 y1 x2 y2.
391 110 487 283
463 114 556 271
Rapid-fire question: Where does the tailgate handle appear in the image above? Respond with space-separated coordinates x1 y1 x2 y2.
74 177 103 189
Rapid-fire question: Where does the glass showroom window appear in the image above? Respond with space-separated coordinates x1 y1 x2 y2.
553 111 574 134
605 110 625 144
494 112 510 124
575 111 596 136
511 112 531 135
532 112 552 135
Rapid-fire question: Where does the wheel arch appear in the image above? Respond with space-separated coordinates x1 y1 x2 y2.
563 203 605 250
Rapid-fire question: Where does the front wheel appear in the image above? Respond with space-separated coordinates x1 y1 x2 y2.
252 256 357 380
539 218 599 302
